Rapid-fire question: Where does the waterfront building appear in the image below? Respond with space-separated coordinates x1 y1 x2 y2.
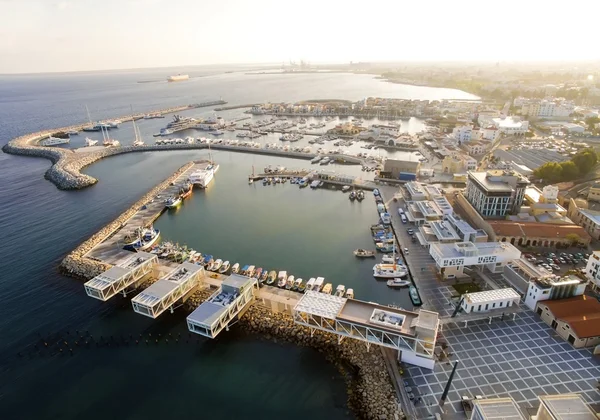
429 241 521 279
536 295 600 348
445 213 488 242
585 251 600 291
442 152 477 174
405 196 453 225
459 288 520 314
416 213 487 247
470 397 526 420
465 170 529 218
382 159 420 179
533 394 597 419
587 182 600 202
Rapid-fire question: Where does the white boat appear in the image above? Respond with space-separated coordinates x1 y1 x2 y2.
212 259 223 272
310 180 320 189
231 263 240 274
342 185 351 192
373 264 408 279
211 130 224 136
381 255 401 265
131 112 145 146
167 74 189 82
165 195 182 209
189 164 219 188
40 136 70 146
67 130 79 135
85 137 98 147
285 275 295 290
293 277 303 291
310 155 322 164
314 277 324 292
277 271 287 288
305 278 316 292
246 265 256 277
387 279 411 288
345 288 354 299
335 284 346 297
319 157 331 165
124 226 160 251
101 125 120 147
322 283 333 295
380 212 392 225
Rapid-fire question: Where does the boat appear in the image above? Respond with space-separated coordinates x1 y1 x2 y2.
40 136 70 146
100 125 120 147
314 277 324 292
211 130 225 136
373 188 380 196
285 275 295 290
345 288 354 299
246 265 256 277
123 226 160 251
189 164 219 189
231 263 240 274
240 264 249 275
267 270 277 285
84 137 98 147
377 204 386 213
305 278 316 292
380 212 392 225
322 283 333 295
387 279 411 288
373 264 408 279
254 267 263 279
132 113 145 146
67 130 79 136
293 277 303 291
298 177 309 188
202 255 214 268
219 261 231 274
212 259 223 272
409 286 422 306
381 255 401 264
342 185 351 192
354 249 376 258
260 269 269 283
319 157 331 165
349 191 357 200
357 190 365 201
166 114 197 131
167 74 189 82
335 284 346 297
277 271 288 288
310 180 320 189
165 195 182 209
310 156 322 164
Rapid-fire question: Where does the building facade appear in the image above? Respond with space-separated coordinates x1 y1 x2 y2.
465 170 529 218
460 288 520 314
452 125 472 142
568 207 600 240
382 159 420 179
585 251 600 290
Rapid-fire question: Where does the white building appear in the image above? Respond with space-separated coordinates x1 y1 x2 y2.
492 116 529 136
405 181 428 201
569 208 600 240
521 98 575 118
465 170 530 218
460 288 520 313
524 275 585 311
452 125 472 142
429 241 521 279
533 394 597 420
585 251 600 290
462 141 487 155
470 397 526 420
481 125 500 141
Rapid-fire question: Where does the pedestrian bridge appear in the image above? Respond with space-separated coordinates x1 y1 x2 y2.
84 252 157 301
132 262 203 319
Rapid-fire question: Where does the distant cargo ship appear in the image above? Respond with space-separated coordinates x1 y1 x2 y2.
167 74 189 82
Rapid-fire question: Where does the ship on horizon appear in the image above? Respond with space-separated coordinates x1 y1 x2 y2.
167 74 189 82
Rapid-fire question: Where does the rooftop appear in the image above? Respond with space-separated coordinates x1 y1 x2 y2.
539 295 600 338
464 288 521 305
579 208 600 225
429 220 461 240
538 394 598 420
473 397 526 420
294 291 346 320
490 221 591 241
337 299 419 337
468 170 529 193
431 241 520 260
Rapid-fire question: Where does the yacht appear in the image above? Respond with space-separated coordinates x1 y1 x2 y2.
67 130 79 136
277 271 288 288
219 261 231 274
310 155 322 164
189 164 219 188
211 130 224 136
321 283 333 295
231 263 240 274
373 264 408 279
387 279 411 288
305 278 316 292
84 137 98 147
345 288 354 299
285 275 295 290
165 195 182 209
313 277 324 292
40 136 70 146
381 255 401 264
335 284 346 297
319 157 331 165
165 114 197 131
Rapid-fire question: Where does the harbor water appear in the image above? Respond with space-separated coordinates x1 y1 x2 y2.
0 67 477 419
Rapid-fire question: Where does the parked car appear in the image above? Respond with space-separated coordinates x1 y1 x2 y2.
551 264 560 271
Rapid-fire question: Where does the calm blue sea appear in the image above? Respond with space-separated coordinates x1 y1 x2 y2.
0 67 477 419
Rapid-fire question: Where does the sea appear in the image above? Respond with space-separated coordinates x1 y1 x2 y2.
0 66 478 420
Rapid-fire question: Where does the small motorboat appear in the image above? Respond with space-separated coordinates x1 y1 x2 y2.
202 255 213 268
373 188 380 196
246 265 256 277
231 263 240 274
335 284 346 297
254 267 263 280
381 255 401 264
292 277 302 291
345 288 354 299
356 190 365 201
219 261 231 274
409 286 422 306
354 249 376 258
296 278 305 292
305 278 316 292
211 259 223 272
342 185 351 192
321 283 333 295
260 269 269 283
285 275 295 290
241 264 249 275
277 271 287 288
165 195 182 209
349 190 357 201
267 270 277 285
387 279 411 288
314 277 324 292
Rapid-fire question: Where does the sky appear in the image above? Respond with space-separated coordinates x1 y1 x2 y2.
1 0 599 73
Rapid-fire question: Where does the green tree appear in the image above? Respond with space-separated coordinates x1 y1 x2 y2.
585 116 600 131
559 161 579 180
565 233 582 246
572 149 598 174
534 161 563 182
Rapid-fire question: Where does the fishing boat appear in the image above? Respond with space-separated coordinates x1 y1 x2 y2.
349 190 357 200
305 278 316 292
293 278 303 291
260 270 269 283
267 270 277 285
202 255 214 268
322 283 333 295
285 275 295 290
314 277 325 292
335 284 346 297
212 259 223 272
123 226 160 251
387 279 411 288
231 263 240 274
409 286 422 306
254 267 263 279
354 249 376 258
179 183 193 200
165 195 182 209
246 265 256 277
345 288 354 299
373 264 408 279
241 265 249 275
376 242 396 253
277 271 288 288
219 261 231 274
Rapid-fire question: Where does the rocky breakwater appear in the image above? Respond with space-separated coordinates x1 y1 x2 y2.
59 162 195 280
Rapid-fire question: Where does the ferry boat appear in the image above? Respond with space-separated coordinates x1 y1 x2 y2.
123 226 160 251
409 286 422 306
40 136 70 146
219 261 231 274
267 270 277 285
165 195 182 209
305 278 316 292
189 164 219 188
373 264 407 279
231 263 240 274
345 288 354 299
335 284 346 297
354 249 376 258
322 283 333 295
285 275 295 290
85 137 98 147
167 74 189 82
313 277 324 292
277 271 287 288
387 279 410 288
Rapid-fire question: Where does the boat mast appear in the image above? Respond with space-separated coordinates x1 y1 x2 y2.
130 105 142 143
85 104 93 125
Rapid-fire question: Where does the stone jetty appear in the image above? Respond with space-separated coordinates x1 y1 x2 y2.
59 162 194 279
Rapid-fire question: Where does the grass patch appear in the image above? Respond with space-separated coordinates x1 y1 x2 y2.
452 282 482 296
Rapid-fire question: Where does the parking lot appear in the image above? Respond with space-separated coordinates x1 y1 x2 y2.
521 250 589 277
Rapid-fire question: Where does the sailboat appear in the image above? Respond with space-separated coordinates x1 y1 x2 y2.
373 245 407 279
131 106 145 146
101 125 120 147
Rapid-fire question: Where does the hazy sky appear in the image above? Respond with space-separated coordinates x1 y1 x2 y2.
1 0 598 73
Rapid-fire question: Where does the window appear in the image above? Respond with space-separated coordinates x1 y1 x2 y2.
485 304 489 310
492 303 496 308
478 305 481 311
